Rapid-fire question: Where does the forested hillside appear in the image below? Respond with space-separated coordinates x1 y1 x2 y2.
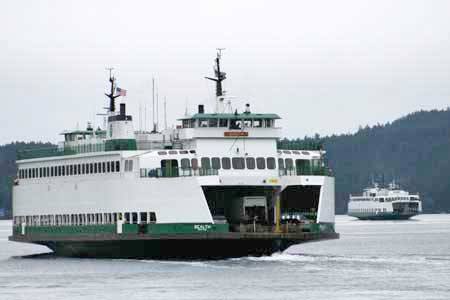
279 108 450 214
1 109 449 217
0 142 54 217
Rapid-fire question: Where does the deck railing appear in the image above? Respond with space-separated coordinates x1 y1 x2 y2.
279 166 331 176
140 167 219 178
17 143 106 160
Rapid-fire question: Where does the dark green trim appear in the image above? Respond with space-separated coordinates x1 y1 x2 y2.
13 223 229 236
105 139 137 151
348 212 418 220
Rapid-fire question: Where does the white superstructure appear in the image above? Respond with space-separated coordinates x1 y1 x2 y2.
348 182 421 220
11 51 337 259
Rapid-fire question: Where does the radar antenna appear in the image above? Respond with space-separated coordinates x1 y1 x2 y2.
205 48 227 97
105 67 120 113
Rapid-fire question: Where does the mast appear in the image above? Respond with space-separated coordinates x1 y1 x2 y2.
164 96 167 130
105 68 120 113
152 77 156 133
205 48 227 112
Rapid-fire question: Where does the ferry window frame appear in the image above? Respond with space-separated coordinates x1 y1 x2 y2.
46 167 50 177
191 158 198 170
124 212 130 224
94 163 98 174
132 212 138 224
256 157 266 169
168 150 178 155
221 157 231 169
158 151 167 155
211 157 221 170
149 212 157 223
115 161 120 172
179 150 188 154
246 157 255 170
285 158 294 170
62 166 66 176
232 157 245 169
77 164 81 175
89 163 93 174
181 158 191 169
253 119 263 127
208 119 218 127
267 157 276 169
107 162 110 172
219 119 228 127
140 212 148 224
201 157 211 170
278 158 285 170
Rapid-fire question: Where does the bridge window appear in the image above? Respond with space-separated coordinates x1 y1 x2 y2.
246 157 255 169
219 119 228 127
208 119 218 127
254 119 263 127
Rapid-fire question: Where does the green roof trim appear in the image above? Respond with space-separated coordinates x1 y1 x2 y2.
178 113 281 120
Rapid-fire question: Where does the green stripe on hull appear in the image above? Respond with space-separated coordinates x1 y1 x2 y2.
348 212 418 220
14 223 230 236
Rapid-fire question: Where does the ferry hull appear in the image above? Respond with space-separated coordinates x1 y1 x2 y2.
348 212 419 220
9 232 339 259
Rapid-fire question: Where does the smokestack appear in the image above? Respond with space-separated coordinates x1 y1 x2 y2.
198 104 204 114
120 103 126 116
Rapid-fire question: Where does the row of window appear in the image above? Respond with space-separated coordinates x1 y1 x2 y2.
352 197 418 202
17 160 134 180
182 118 275 129
14 211 157 226
350 208 388 213
170 157 319 171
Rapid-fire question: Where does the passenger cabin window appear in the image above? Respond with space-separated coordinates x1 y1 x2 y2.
232 157 245 169
267 157 276 169
191 158 198 170
201 157 211 169
285 158 294 170
278 158 285 170
199 120 208 127
246 157 255 169
181 158 191 169
256 157 266 169
211 157 221 170
219 119 228 127
221 157 231 170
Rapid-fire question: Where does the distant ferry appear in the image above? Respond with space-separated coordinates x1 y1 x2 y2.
348 182 421 220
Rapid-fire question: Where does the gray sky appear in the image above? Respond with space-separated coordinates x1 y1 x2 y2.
1 0 450 144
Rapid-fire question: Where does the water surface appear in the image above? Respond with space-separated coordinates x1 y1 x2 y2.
1 215 449 300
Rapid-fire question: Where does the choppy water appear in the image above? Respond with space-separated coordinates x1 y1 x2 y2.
1 215 449 300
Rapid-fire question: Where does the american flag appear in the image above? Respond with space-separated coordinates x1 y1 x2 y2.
116 87 127 97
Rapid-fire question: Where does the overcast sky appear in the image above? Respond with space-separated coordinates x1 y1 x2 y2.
1 0 449 144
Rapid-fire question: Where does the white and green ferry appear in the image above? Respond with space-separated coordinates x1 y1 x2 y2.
10 52 338 259
348 182 422 220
